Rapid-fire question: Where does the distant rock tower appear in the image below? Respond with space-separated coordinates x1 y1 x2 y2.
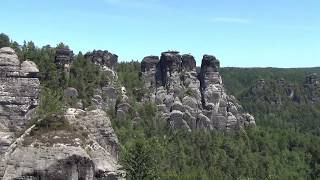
54 48 74 76
140 51 255 131
305 73 320 102
84 50 118 82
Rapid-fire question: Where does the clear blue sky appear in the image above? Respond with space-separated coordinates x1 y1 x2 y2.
1 0 319 67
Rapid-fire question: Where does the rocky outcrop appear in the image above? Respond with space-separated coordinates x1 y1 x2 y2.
0 47 40 178
3 147 95 179
55 48 74 75
140 56 160 95
305 73 320 103
0 47 40 132
1 47 124 179
84 50 132 120
1 109 124 179
85 50 118 72
244 74 320 106
141 51 255 131
82 50 120 111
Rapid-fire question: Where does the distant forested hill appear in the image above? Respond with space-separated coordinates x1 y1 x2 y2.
221 67 320 97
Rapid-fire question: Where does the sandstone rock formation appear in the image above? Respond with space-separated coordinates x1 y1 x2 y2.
140 51 255 131
0 47 40 132
1 47 124 179
82 50 120 112
84 50 132 120
85 50 118 71
1 109 124 179
85 50 118 82
305 73 320 103
0 47 40 178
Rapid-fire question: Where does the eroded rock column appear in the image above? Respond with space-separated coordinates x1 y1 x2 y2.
0 47 40 131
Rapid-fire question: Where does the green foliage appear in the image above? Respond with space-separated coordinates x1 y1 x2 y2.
68 53 107 107
111 62 320 179
0 33 10 48
29 88 70 135
117 61 144 101
121 139 159 180
37 88 64 119
220 67 320 97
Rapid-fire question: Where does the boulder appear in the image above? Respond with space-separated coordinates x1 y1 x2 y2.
20 60 39 77
0 47 19 67
64 87 79 98
197 113 212 130
169 110 191 131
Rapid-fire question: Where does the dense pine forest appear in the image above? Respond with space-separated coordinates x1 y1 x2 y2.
1 33 320 179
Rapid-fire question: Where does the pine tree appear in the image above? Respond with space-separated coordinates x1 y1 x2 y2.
121 139 159 180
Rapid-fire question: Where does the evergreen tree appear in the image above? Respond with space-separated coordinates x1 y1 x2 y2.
121 139 159 180
0 33 10 48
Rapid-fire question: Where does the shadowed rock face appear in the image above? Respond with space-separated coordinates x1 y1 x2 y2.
160 51 181 72
140 51 255 131
182 54 196 71
141 56 160 72
201 55 220 72
3 147 95 180
0 47 40 131
199 55 221 90
84 50 118 71
157 51 182 88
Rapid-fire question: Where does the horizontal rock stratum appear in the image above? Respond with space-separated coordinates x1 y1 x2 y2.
0 47 40 132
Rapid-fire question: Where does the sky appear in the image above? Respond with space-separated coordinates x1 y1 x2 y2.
0 0 319 67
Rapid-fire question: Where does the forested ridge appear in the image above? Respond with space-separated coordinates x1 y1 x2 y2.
1 33 320 179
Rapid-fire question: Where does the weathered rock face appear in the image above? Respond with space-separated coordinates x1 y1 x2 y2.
85 50 118 71
83 50 133 121
3 147 95 180
140 56 160 94
157 51 182 89
81 50 120 112
1 47 124 179
1 109 124 179
141 51 255 131
0 47 40 132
